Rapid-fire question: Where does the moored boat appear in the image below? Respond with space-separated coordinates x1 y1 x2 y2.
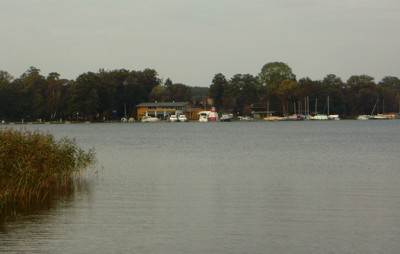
357 115 369 120
328 114 340 120
141 116 160 122
207 107 219 121
169 115 178 122
220 114 232 122
282 114 304 121
369 114 389 120
310 114 328 120
198 111 210 122
178 115 188 122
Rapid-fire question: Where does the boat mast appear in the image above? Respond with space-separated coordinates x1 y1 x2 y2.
297 100 302 115
327 96 330 115
294 102 296 115
315 98 318 115
371 98 378 115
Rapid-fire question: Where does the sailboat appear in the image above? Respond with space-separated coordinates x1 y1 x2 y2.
369 98 389 120
327 96 340 120
310 98 328 120
263 100 283 121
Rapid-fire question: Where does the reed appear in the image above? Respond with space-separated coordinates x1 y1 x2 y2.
0 128 95 221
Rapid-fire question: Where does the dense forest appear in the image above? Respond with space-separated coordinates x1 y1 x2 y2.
210 62 400 117
1 62 400 121
0 67 206 122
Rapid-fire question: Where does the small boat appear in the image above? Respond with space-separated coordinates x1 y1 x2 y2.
198 111 210 122
141 116 160 122
357 115 369 120
238 116 254 121
178 115 188 122
264 116 283 121
220 114 232 122
169 115 178 122
282 114 304 121
328 114 340 120
207 107 219 121
310 114 328 120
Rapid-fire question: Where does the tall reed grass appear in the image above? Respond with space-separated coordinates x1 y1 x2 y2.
0 128 95 221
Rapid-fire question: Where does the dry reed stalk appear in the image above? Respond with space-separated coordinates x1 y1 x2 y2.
0 128 95 221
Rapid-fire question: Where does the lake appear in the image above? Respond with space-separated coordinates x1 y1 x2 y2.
1 120 400 253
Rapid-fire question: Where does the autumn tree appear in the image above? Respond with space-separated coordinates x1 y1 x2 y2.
259 62 296 86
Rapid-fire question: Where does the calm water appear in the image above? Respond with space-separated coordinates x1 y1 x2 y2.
1 121 400 253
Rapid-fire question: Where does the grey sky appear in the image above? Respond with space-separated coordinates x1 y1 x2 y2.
1 0 399 86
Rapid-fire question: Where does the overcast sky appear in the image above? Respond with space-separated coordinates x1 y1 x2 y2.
1 0 399 86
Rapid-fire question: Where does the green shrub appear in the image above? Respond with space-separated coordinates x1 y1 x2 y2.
0 129 95 220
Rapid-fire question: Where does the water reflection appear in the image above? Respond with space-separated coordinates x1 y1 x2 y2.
1 170 97 228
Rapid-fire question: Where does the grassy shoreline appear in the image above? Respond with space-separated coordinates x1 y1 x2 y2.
0 129 95 221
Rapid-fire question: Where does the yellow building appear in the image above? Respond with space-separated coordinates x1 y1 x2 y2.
137 102 202 121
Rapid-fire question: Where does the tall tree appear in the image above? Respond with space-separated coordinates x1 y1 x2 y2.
322 74 344 87
344 75 377 115
17 67 47 120
45 72 65 120
164 78 173 88
123 69 160 116
209 73 228 110
346 75 375 87
259 62 296 86
230 74 260 115
70 72 100 118
0 70 13 84
0 71 17 119
379 76 400 88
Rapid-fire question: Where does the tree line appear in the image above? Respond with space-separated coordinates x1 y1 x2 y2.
0 67 201 122
209 62 400 117
1 63 400 121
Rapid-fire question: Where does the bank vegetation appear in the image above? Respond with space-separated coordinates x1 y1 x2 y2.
0 129 95 221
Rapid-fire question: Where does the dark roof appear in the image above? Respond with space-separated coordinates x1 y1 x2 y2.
136 102 189 107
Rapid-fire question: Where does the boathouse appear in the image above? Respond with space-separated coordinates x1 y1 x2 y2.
136 102 197 121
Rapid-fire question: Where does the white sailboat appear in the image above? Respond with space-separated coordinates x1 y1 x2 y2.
310 98 328 120
327 96 340 120
369 98 389 120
